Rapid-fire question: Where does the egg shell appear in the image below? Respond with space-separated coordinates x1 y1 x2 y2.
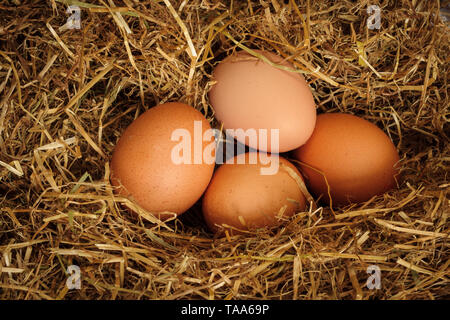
292 113 401 206
202 152 307 234
208 50 316 153
110 102 215 219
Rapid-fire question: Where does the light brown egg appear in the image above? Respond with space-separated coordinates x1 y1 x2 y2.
292 113 401 206
110 102 215 219
202 153 307 234
209 50 316 153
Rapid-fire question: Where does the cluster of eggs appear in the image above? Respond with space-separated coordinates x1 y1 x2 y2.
110 50 401 235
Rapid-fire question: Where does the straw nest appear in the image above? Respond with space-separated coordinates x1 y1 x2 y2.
0 0 448 300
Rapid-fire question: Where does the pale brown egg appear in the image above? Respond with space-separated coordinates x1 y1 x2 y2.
110 102 215 219
209 50 316 153
292 113 401 206
202 153 307 234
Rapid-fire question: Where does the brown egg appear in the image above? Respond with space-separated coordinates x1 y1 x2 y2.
110 102 215 219
209 50 316 153
202 153 307 234
292 113 401 206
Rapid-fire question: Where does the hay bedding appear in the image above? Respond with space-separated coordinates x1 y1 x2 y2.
0 0 448 300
